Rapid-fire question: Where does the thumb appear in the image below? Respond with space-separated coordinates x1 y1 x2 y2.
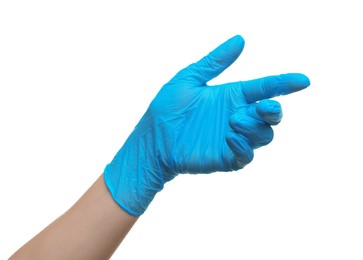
176 35 245 85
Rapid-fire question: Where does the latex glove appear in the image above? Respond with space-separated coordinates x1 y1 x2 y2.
104 35 310 216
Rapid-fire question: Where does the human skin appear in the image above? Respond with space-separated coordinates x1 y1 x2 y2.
10 174 138 260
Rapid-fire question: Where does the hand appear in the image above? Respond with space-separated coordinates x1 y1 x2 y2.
104 35 310 216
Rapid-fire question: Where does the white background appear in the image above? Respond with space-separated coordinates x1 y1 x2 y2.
1 1 362 259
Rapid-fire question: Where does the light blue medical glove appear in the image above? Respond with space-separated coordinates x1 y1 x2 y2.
104 35 310 216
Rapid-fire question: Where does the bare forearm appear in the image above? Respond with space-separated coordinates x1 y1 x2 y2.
10 174 138 260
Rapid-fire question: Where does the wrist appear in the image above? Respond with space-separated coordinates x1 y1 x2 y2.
104 139 164 216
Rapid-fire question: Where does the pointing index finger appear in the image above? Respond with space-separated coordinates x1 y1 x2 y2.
241 73 310 103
